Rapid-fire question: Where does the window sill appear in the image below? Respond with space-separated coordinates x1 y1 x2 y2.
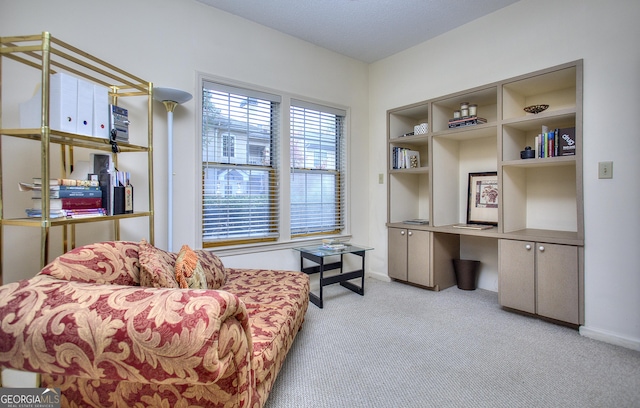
209 234 352 257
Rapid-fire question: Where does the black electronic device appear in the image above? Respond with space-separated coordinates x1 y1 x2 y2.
109 105 129 143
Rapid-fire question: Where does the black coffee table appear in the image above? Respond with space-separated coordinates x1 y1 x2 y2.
294 244 373 308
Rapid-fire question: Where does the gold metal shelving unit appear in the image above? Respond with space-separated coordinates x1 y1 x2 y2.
0 32 155 283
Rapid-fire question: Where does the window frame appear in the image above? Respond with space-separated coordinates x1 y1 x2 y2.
196 73 350 252
200 78 281 247
289 101 346 238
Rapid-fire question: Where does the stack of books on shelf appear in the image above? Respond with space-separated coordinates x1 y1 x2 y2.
321 239 347 250
535 126 575 158
20 178 106 219
447 116 487 128
403 219 429 225
392 147 421 169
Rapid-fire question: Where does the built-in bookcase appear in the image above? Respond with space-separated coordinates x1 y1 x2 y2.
387 61 584 324
387 60 583 244
500 62 582 242
387 102 430 224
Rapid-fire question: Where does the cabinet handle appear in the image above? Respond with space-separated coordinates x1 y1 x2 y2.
400 230 405 235
525 244 531 250
408 231 413 236
538 245 545 252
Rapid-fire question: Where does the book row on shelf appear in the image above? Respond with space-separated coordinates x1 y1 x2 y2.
532 126 576 159
391 147 421 169
17 153 134 219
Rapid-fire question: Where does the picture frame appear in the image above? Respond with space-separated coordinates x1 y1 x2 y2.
406 150 420 168
466 171 498 225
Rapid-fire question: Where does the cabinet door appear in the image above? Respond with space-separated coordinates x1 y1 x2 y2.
498 239 535 314
536 243 579 324
388 228 408 281
407 229 431 287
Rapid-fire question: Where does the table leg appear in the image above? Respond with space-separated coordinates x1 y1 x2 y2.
339 251 365 296
299 250 367 308
302 255 325 308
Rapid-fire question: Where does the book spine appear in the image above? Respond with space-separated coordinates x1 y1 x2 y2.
60 197 103 209
32 178 99 187
40 186 102 191
34 189 102 198
64 208 107 218
57 186 101 191
32 197 103 210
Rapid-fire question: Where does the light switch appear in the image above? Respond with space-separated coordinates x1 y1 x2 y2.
598 161 613 179
378 173 384 184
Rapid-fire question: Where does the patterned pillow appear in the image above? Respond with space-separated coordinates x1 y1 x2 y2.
39 241 140 285
138 239 179 288
194 249 227 289
175 245 208 289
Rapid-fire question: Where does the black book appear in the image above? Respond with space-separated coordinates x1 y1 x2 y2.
557 127 576 156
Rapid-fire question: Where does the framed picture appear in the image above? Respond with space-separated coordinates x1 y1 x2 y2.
406 150 420 168
466 172 498 225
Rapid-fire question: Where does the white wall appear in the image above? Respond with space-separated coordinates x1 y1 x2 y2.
0 0 370 280
368 0 640 349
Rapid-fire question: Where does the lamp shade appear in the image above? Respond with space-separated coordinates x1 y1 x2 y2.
153 87 193 104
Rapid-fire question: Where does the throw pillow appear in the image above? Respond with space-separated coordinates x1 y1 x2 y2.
194 249 227 289
138 239 179 288
175 245 208 290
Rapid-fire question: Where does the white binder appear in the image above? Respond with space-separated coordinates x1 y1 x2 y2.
50 73 78 134
19 72 78 134
93 84 110 139
76 78 93 136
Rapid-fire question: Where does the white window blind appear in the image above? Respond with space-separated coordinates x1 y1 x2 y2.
290 100 346 237
201 81 280 245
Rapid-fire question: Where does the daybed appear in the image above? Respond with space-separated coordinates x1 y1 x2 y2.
0 240 310 407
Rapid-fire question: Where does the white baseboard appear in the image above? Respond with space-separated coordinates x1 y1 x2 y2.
580 326 640 351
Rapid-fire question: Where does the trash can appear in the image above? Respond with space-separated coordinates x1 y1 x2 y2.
452 259 480 290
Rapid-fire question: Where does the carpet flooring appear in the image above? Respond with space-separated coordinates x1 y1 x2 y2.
264 278 640 408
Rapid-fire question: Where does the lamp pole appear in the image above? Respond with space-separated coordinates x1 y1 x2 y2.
153 87 192 252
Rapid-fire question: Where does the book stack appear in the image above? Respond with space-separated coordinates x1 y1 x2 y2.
21 178 106 219
321 239 347 250
535 126 576 158
447 116 487 128
403 219 429 225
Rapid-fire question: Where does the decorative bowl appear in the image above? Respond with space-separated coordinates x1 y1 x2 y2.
523 104 549 114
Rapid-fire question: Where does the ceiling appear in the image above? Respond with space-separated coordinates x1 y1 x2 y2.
195 0 521 63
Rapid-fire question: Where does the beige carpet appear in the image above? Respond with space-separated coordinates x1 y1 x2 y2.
264 278 640 408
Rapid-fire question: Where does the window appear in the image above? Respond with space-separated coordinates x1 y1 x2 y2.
201 81 280 246
290 100 346 237
200 77 348 248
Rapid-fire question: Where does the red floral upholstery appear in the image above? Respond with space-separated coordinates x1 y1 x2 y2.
0 241 309 407
221 268 310 406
